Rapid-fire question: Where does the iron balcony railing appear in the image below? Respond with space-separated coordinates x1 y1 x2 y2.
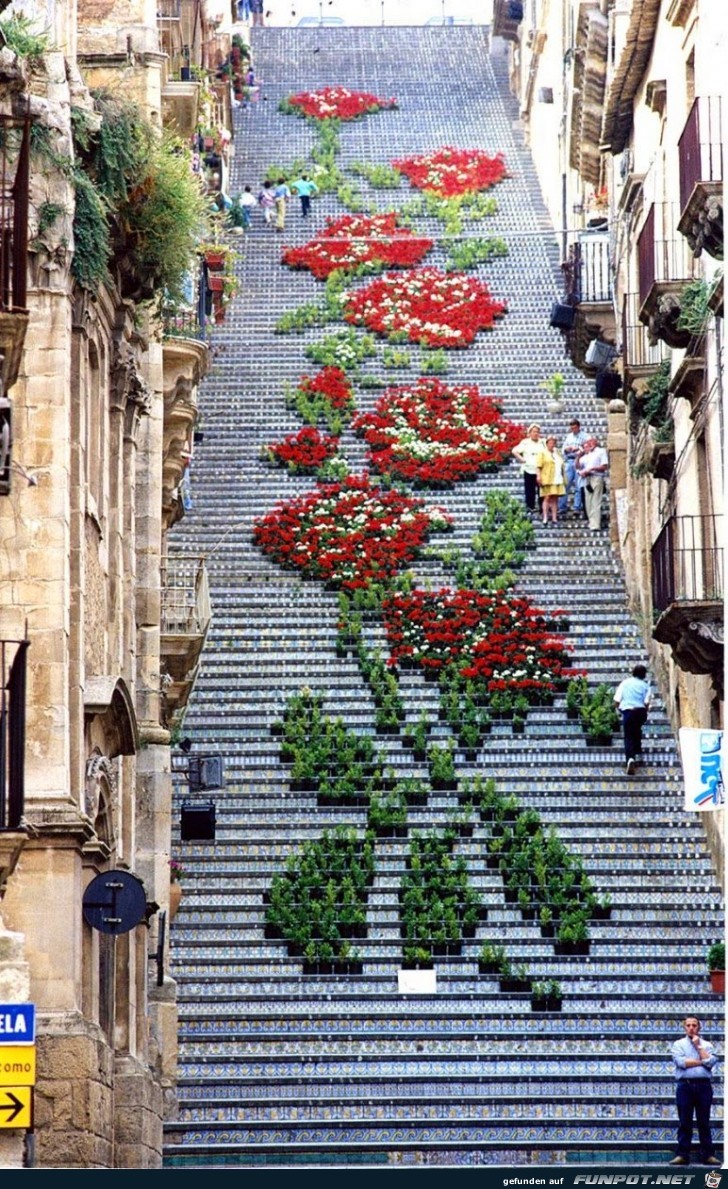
0 113 31 313
637 202 696 307
162 304 207 343
679 96 723 215
157 0 181 19
652 513 724 614
562 231 613 304
621 292 663 373
160 555 211 637
0 638 29 830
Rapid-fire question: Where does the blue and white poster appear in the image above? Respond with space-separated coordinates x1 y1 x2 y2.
679 728 725 812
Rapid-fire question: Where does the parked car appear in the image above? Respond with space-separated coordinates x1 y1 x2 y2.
425 14 476 23
296 15 347 24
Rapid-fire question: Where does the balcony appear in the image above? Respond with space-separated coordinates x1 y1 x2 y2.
677 97 723 261
560 231 616 373
622 292 663 391
0 637 29 893
637 203 699 347
491 0 523 42
651 513 724 694
162 306 209 530
568 3 609 187
0 113 31 395
161 77 201 139
632 419 675 482
160 555 211 724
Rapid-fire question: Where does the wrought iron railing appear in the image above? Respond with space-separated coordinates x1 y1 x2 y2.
0 113 31 313
0 638 29 830
162 304 207 343
652 513 724 614
679 96 723 214
562 231 612 304
637 202 696 306
157 0 181 20
160 555 211 636
621 292 663 373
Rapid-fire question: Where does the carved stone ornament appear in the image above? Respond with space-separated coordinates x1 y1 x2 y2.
112 340 152 436
84 753 118 825
647 293 691 349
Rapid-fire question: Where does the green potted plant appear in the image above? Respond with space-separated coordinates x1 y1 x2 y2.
707 940 725 993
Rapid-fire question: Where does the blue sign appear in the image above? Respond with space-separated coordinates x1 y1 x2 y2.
0 1004 35 1044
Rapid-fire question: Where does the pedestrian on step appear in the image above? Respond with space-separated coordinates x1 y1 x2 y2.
274 177 291 232
669 1015 720 1166
257 179 276 227
559 417 587 517
290 174 319 218
575 435 609 531
511 424 543 515
535 435 565 524
238 185 257 231
613 663 651 775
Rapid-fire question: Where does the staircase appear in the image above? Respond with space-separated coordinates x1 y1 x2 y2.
163 25 724 1168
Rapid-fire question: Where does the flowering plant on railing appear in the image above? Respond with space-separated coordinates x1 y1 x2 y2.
285 366 356 432
169 858 184 883
252 475 452 590
342 268 507 348
352 378 523 486
281 213 433 280
382 587 571 699
280 86 398 122
393 147 508 197
263 427 340 474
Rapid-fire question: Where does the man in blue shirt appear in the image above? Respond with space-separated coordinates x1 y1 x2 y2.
613 663 651 775
290 174 319 218
669 1015 720 1165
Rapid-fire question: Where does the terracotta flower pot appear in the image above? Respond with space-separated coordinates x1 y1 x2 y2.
169 881 183 922
709 970 725 994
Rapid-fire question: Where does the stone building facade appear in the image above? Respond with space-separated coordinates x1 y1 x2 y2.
491 0 724 874
0 0 223 1168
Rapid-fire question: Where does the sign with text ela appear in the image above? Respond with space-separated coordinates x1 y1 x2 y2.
0 1046 36 1087
679 727 725 812
0 1004 35 1044
0 1087 32 1129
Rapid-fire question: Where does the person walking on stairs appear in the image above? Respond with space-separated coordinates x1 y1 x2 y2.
613 663 651 775
274 177 291 232
669 1015 720 1165
512 424 544 515
257 179 276 227
290 174 319 217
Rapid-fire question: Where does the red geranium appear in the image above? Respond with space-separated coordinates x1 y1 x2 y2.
393 147 508 198
253 475 451 590
284 86 397 121
352 378 524 485
264 427 340 473
282 213 433 280
291 366 356 419
383 587 571 694
342 268 507 348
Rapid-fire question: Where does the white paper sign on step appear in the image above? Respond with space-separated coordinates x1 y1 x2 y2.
679 728 724 812
398 968 437 994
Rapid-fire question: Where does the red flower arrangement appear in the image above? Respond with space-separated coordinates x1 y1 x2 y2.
392 146 508 198
253 475 452 590
283 87 397 121
352 378 524 485
291 366 355 419
383 587 571 694
264 427 340 473
281 214 433 281
342 268 507 348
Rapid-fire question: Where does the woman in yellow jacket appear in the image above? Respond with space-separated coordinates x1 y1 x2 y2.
536 435 566 524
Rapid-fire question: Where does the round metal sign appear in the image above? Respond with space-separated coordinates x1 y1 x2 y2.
82 870 147 935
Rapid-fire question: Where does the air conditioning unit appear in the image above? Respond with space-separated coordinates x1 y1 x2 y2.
595 370 622 400
188 754 224 791
550 302 576 330
585 339 616 369
180 801 216 842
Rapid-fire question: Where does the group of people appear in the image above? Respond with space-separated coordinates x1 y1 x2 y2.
231 174 319 233
511 418 608 531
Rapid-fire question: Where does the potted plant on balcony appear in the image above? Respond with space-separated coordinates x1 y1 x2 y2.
707 940 725 994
